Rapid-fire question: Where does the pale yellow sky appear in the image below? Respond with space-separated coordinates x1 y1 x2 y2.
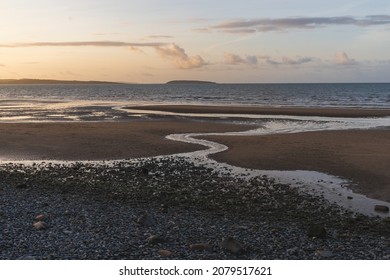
1 0 390 83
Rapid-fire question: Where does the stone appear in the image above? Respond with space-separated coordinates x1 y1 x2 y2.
374 205 389 213
315 250 334 258
189 243 211 251
34 214 47 221
307 224 327 238
220 237 244 254
146 235 164 244
33 221 48 230
347 196 353 200
16 183 29 189
158 249 173 257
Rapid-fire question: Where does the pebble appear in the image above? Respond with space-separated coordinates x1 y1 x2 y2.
0 158 390 260
315 250 334 258
158 250 173 257
189 243 211 251
35 214 47 221
146 235 164 244
374 205 389 213
33 221 48 230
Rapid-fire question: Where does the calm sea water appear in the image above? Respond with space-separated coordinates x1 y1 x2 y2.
1 83 390 108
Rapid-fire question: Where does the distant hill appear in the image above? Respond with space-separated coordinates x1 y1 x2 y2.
166 80 217 85
0 79 125 85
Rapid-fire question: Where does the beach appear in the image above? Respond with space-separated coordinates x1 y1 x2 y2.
124 104 390 117
1 105 389 201
1 105 390 259
0 121 250 161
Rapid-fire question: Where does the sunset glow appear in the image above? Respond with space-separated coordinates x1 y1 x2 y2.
1 0 390 83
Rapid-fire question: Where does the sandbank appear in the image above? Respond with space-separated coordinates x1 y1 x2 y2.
125 104 390 117
203 130 390 202
0 121 249 161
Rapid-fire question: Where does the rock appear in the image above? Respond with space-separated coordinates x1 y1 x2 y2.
33 221 48 230
189 243 211 251
315 250 334 258
347 196 353 200
220 237 244 254
158 249 173 257
374 205 389 213
16 183 29 189
307 224 327 238
34 214 47 221
146 235 164 244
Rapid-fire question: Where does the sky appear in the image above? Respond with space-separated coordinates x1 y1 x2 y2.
1 0 390 83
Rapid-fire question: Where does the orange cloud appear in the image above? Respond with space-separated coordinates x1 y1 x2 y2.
154 44 207 69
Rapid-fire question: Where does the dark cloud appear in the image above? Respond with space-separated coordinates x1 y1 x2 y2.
209 15 390 33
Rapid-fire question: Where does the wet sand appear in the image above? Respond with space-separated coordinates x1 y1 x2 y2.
0 104 389 201
204 130 390 202
125 104 390 117
0 121 249 161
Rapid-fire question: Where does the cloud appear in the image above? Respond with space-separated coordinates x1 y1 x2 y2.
192 28 211 33
223 52 315 67
334 51 357 65
154 44 207 69
0 41 169 48
224 53 258 65
264 56 315 66
209 15 390 33
145 35 174 39
282 56 315 65
0 40 207 70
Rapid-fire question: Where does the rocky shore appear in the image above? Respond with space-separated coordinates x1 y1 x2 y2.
1 157 390 260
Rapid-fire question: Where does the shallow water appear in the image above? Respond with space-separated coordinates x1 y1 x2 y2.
164 120 390 218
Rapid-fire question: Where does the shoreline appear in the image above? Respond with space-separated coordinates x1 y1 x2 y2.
124 104 390 117
0 117 389 202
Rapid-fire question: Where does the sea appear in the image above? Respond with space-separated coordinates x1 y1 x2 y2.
0 83 389 122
